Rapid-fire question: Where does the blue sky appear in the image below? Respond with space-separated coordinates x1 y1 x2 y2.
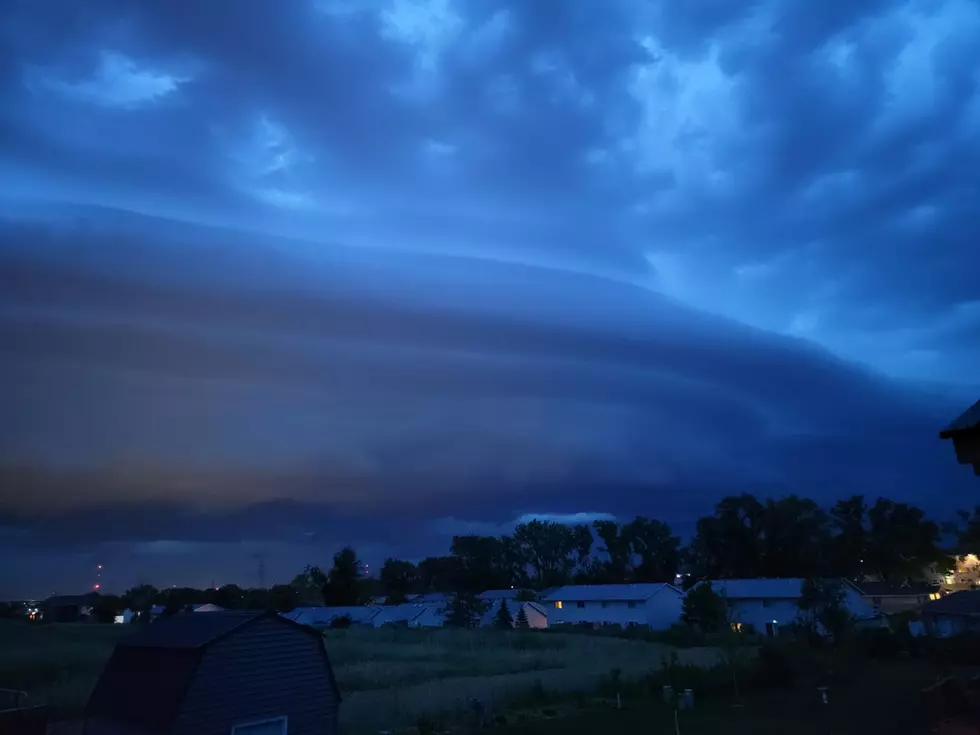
1 0 978 597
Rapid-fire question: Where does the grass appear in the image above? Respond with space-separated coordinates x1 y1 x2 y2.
0 621 720 731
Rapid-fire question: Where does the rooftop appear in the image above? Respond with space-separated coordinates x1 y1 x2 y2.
119 610 266 649
940 399 980 438
922 590 980 616
852 581 939 597
541 583 676 602
704 578 808 599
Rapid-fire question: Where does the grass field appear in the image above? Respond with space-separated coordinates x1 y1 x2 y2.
0 621 721 732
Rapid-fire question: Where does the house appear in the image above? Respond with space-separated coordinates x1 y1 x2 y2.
370 603 446 628
477 589 528 603
409 592 451 607
42 593 98 623
114 608 135 625
541 583 684 629
850 581 941 615
940 399 980 475
282 606 382 628
83 610 341 735
478 600 548 629
921 590 980 637
705 578 877 636
944 554 980 591
190 603 226 613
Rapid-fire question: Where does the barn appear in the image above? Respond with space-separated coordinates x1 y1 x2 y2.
83 610 341 735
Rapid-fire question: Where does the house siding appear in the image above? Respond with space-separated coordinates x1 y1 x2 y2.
174 618 338 735
548 588 682 630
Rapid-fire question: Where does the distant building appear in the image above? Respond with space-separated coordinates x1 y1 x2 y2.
704 578 877 636
477 589 527 603
84 610 341 735
850 581 941 615
42 594 98 623
940 399 980 475
944 554 980 591
541 583 684 630
282 606 382 628
922 590 980 637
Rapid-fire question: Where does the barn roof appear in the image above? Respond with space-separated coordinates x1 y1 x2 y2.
119 610 264 649
541 583 678 602
940 399 980 438
85 610 342 733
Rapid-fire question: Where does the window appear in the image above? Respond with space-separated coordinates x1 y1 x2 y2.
576 601 585 609
930 592 941 601
761 599 773 608
731 622 742 633
554 601 562 609
232 717 287 735
600 601 610 608
627 601 638 609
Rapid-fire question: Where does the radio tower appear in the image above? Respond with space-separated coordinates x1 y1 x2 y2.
94 563 103 591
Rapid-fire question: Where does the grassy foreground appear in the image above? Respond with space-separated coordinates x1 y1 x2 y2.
0 621 720 731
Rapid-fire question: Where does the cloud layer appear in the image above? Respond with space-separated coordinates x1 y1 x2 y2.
1 0 977 596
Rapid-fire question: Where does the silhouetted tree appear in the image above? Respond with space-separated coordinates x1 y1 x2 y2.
323 547 363 606
681 582 727 633
289 565 327 605
444 593 485 629
380 558 418 604
626 517 682 582
515 603 530 629
493 599 514 629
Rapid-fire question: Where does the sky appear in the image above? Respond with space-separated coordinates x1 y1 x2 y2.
1 0 978 599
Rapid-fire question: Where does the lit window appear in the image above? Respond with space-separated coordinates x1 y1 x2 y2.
930 592 940 600
731 623 743 633
555 601 562 609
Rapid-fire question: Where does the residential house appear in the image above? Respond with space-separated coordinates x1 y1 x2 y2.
409 592 451 607
371 603 446 628
84 610 342 735
190 603 226 613
478 600 548 629
541 583 684 629
477 589 525 603
282 606 382 628
944 554 980 591
921 590 980 637
114 608 135 625
940 399 980 475
850 581 941 615
706 578 877 636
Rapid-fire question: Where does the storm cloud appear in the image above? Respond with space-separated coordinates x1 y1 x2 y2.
0 0 977 596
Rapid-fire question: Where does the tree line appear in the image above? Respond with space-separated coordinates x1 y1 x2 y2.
103 493 975 615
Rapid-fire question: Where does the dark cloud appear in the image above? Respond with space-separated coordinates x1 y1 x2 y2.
0 0 977 597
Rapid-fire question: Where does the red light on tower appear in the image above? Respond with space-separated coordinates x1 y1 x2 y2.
94 583 100 590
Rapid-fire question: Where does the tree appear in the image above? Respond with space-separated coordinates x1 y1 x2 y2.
493 599 514 629
626 517 681 582
122 584 159 613
688 494 766 578
290 565 327 605
865 498 950 581
681 582 728 633
450 535 517 592
515 604 530 629
444 593 485 629
417 556 463 593
268 584 300 612
512 520 581 588
759 496 834 578
323 547 363 606
829 495 869 579
797 578 852 640
593 520 631 583
380 559 418 604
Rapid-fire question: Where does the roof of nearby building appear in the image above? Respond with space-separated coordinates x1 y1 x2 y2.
852 581 939 598
704 578 807 599
922 590 980 616
119 610 266 649
941 399 980 438
540 583 678 602
190 603 225 612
